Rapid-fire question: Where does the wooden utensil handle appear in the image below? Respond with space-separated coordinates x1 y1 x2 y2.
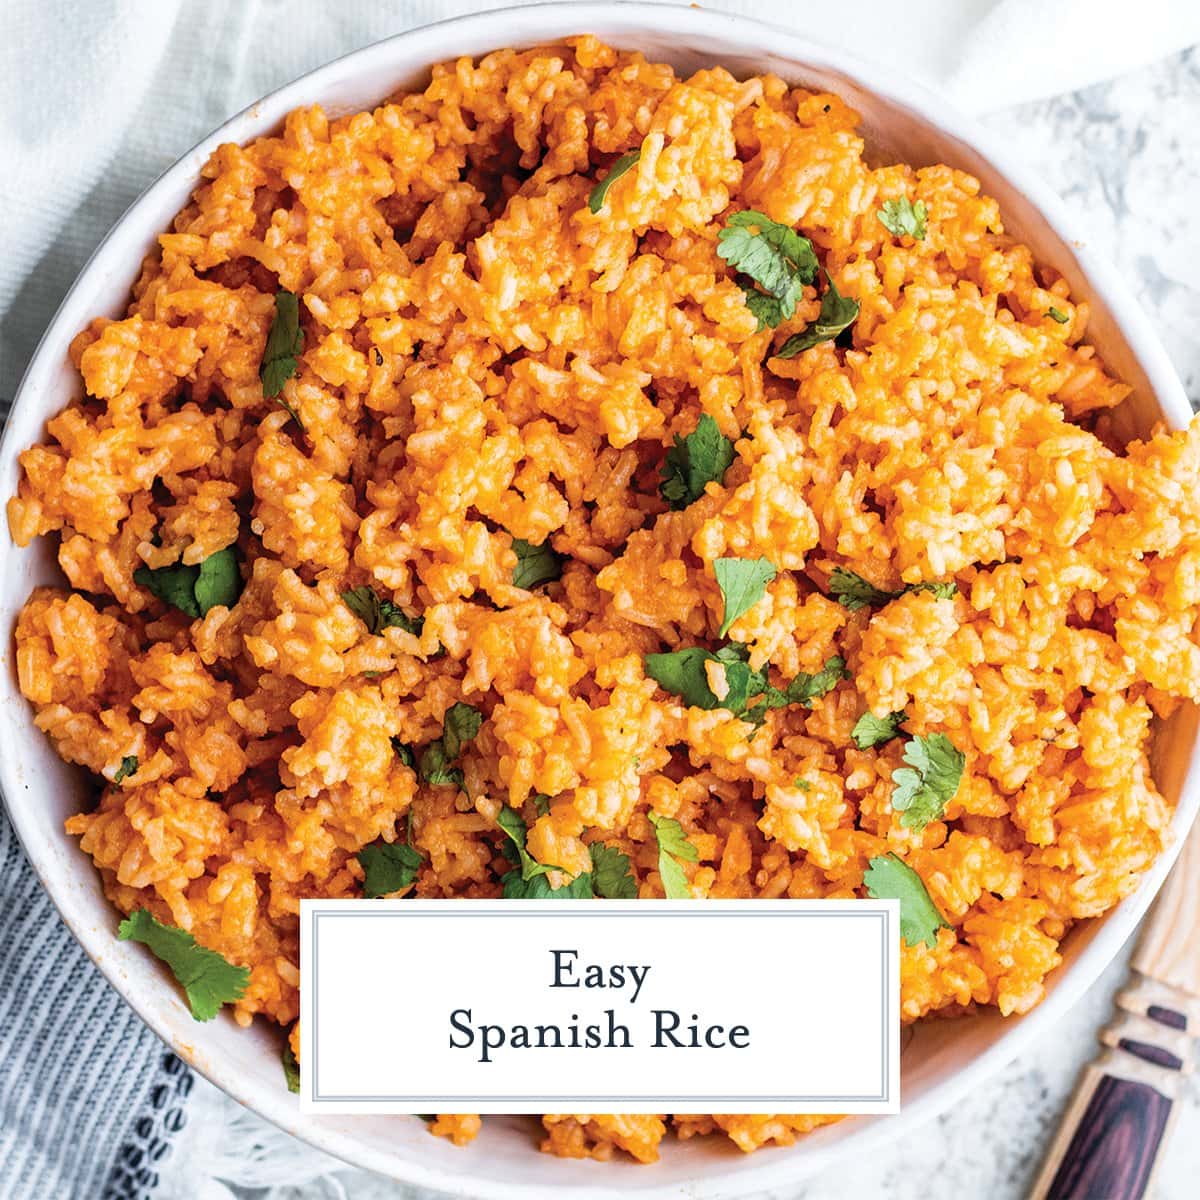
1028 973 1199 1200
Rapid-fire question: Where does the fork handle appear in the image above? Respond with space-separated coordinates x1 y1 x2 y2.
1028 974 1198 1200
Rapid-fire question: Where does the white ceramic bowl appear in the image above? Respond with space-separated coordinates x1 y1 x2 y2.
1 4 1196 1197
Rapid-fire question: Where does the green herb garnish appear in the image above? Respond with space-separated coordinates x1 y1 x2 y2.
588 148 641 214
864 853 950 947
134 546 242 618
776 272 859 357
1047 306 1069 324
589 842 637 899
358 839 424 897
649 813 698 900
341 586 422 636
852 710 908 750
878 197 927 240
714 556 777 638
117 908 249 1021
890 733 965 832
717 211 819 328
511 538 563 590
828 568 957 613
660 413 736 509
260 291 304 401
497 807 564 884
282 1037 301 1094
113 755 138 786
418 702 483 788
644 645 845 726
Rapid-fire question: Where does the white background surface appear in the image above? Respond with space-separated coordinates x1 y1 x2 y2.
2 3 1198 1197
301 902 896 1113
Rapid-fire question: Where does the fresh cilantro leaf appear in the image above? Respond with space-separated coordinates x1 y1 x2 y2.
776 272 860 358
889 733 965 832
828 568 957 612
511 538 563 590
864 853 950 947
852 710 908 750
717 211 819 326
779 656 849 707
588 148 641 214
590 843 637 898
282 1037 300 1094
793 778 812 791
660 413 736 509
739 281 785 332
1047 306 1069 324
418 743 463 788
532 794 553 817
644 646 725 711
117 908 249 1021
260 290 304 399
502 868 593 899
357 839 423 897
496 807 563 883
649 812 697 899
193 548 243 614
442 703 483 760
909 581 958 601
134 546 242 618
341 586 421 635
828 567 895 612
390 737 415 768
113 755 138 785
644 645 844 725
714 557 777 638
878 197 928 240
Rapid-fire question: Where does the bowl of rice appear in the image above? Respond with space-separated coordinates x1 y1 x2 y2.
2 2 1198 1197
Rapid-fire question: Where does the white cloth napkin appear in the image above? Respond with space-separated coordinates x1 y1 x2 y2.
1 2 1198 1199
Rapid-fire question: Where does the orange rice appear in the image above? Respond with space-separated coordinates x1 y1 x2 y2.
7 36 1199 1164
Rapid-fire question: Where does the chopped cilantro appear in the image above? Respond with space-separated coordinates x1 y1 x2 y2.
134 546 242 618
416 703 482 788
588 148 642 214
660 413 736 509
113 755 138 786
532 794 553 817
117 908 249 1021
503 870 594 899
776 272 860 358
390 738 415 768
644 645 846 726
341 585 422 636
717 211 819 327
589 842 637 898
864 853 950 947
878 197 928 240
649 812 698 899
282 1037 300 1094
496 807 564 884
890 733 965 832
714 556 777 638
358 839 423 897
793 778 812 791
442 703 483 759
260 291 305 406
1047 306 1069 324
828 567 957 612
851 710 908 750
511 538 563 590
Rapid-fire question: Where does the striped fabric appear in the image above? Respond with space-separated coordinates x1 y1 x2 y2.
0 812 189 1199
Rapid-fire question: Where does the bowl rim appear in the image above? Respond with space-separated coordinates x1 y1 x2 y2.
1 3 1197 1198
